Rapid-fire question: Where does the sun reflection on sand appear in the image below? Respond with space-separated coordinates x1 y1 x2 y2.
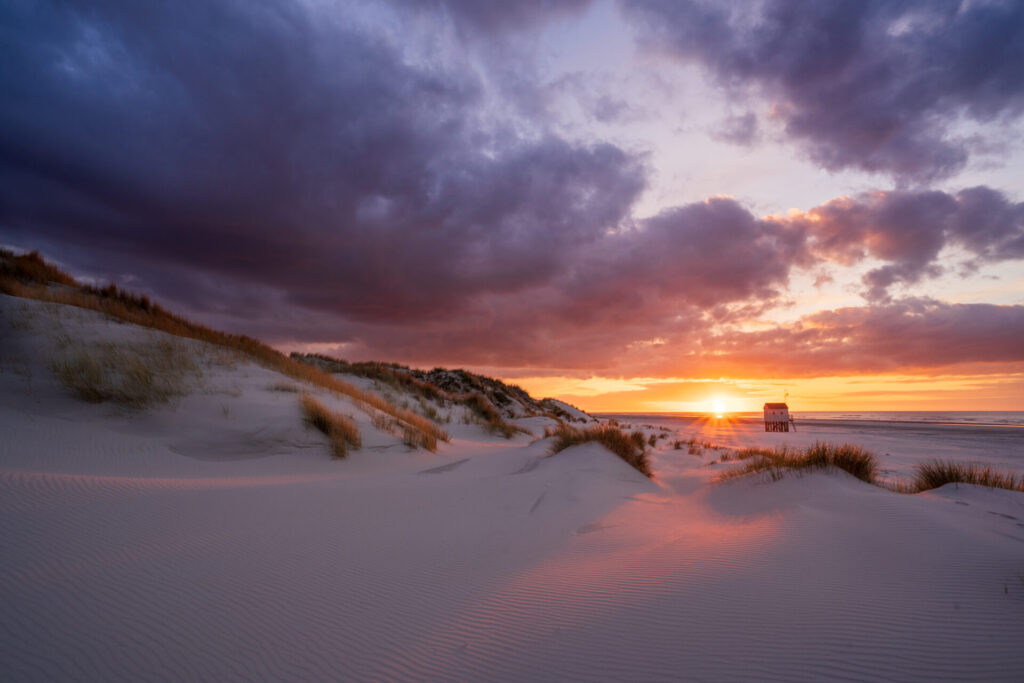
392 493 784 675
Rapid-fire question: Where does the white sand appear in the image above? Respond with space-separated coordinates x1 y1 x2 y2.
3 295 1024 682
605 413 1024 485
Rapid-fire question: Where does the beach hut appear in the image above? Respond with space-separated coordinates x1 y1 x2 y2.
763 402 790 432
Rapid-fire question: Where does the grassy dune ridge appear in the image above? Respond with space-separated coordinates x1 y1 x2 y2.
547 423 652 478
717 441 1024 493
294 353 543 439
718 442 878 484
1 249 447 450
913 460 1024 493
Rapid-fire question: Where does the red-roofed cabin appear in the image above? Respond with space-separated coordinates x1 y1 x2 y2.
764 402 790 432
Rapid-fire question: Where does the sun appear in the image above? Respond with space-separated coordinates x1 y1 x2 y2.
712 399 726 417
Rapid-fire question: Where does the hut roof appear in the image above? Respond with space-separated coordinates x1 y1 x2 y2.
764 402 788 409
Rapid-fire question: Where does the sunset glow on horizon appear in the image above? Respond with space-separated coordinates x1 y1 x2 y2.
3 0 1023 412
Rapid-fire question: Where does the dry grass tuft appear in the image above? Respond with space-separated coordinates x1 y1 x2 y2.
719 444 1024 496
2 248 447 450
52 339 197 408
546 423 652 478
913 460 1024 493
1 250 77 288
717 442 878 484
295 354 448 404
300 394 361 459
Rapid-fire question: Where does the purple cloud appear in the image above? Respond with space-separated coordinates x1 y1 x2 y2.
781 187 1024 300
697 299 1024 376
389 0 593 33
0 0 644 323
624 0 1024 182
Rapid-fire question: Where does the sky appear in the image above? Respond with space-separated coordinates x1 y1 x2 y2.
2 0 1024 412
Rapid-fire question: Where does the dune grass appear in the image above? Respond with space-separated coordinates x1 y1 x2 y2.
547 424 652 478
2 249 447 450
300 394 361 459
462 392 531 438
293 352 534 440
913 460 1024 493
717 442 878 484
295 354 448 404
52 339 198 408
716 443 1024 495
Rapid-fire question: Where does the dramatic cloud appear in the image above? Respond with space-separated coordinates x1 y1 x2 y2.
0 0 644 322
779 187 1024 300
389 0 593 33
2 0 1022 395
576 197 807 310
324 296 1024 381
698 299 1024 376
625 0 1024 182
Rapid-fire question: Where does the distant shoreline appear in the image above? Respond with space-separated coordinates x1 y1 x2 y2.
596 411 1024 429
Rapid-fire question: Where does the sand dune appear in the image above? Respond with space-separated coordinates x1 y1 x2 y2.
2 294 1023 681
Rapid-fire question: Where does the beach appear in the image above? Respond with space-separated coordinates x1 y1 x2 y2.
2 295 1024 682
602 412 1024 484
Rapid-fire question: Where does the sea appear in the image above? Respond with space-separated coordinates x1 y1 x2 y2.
595 411 1024 474
598 411 1024 427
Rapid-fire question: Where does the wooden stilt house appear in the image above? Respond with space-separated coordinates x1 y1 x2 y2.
763 402 790 432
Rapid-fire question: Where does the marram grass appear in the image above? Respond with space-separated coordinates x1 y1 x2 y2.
547 423 652 478
300 394 361 459
717 442 878 484
2 249 447 450
717 442 1024 495
913 460 1024 493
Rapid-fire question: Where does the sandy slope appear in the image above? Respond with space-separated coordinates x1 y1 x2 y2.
2 295 1024 682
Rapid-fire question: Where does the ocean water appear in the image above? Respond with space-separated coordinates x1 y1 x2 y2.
601 411 1024 427
596 411 1024 475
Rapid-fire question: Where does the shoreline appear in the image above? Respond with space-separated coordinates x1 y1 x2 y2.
597 411 1024 429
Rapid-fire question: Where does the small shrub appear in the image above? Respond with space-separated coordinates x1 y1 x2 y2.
913 461 1024 493
548 424 652 478
300 394 361 459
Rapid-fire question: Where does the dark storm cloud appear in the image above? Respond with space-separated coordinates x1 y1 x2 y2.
0 0 643 323
624 0 1024 182
4 0 1024 382
577 197 808 310
317 197 809 369
780 187 1024 300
